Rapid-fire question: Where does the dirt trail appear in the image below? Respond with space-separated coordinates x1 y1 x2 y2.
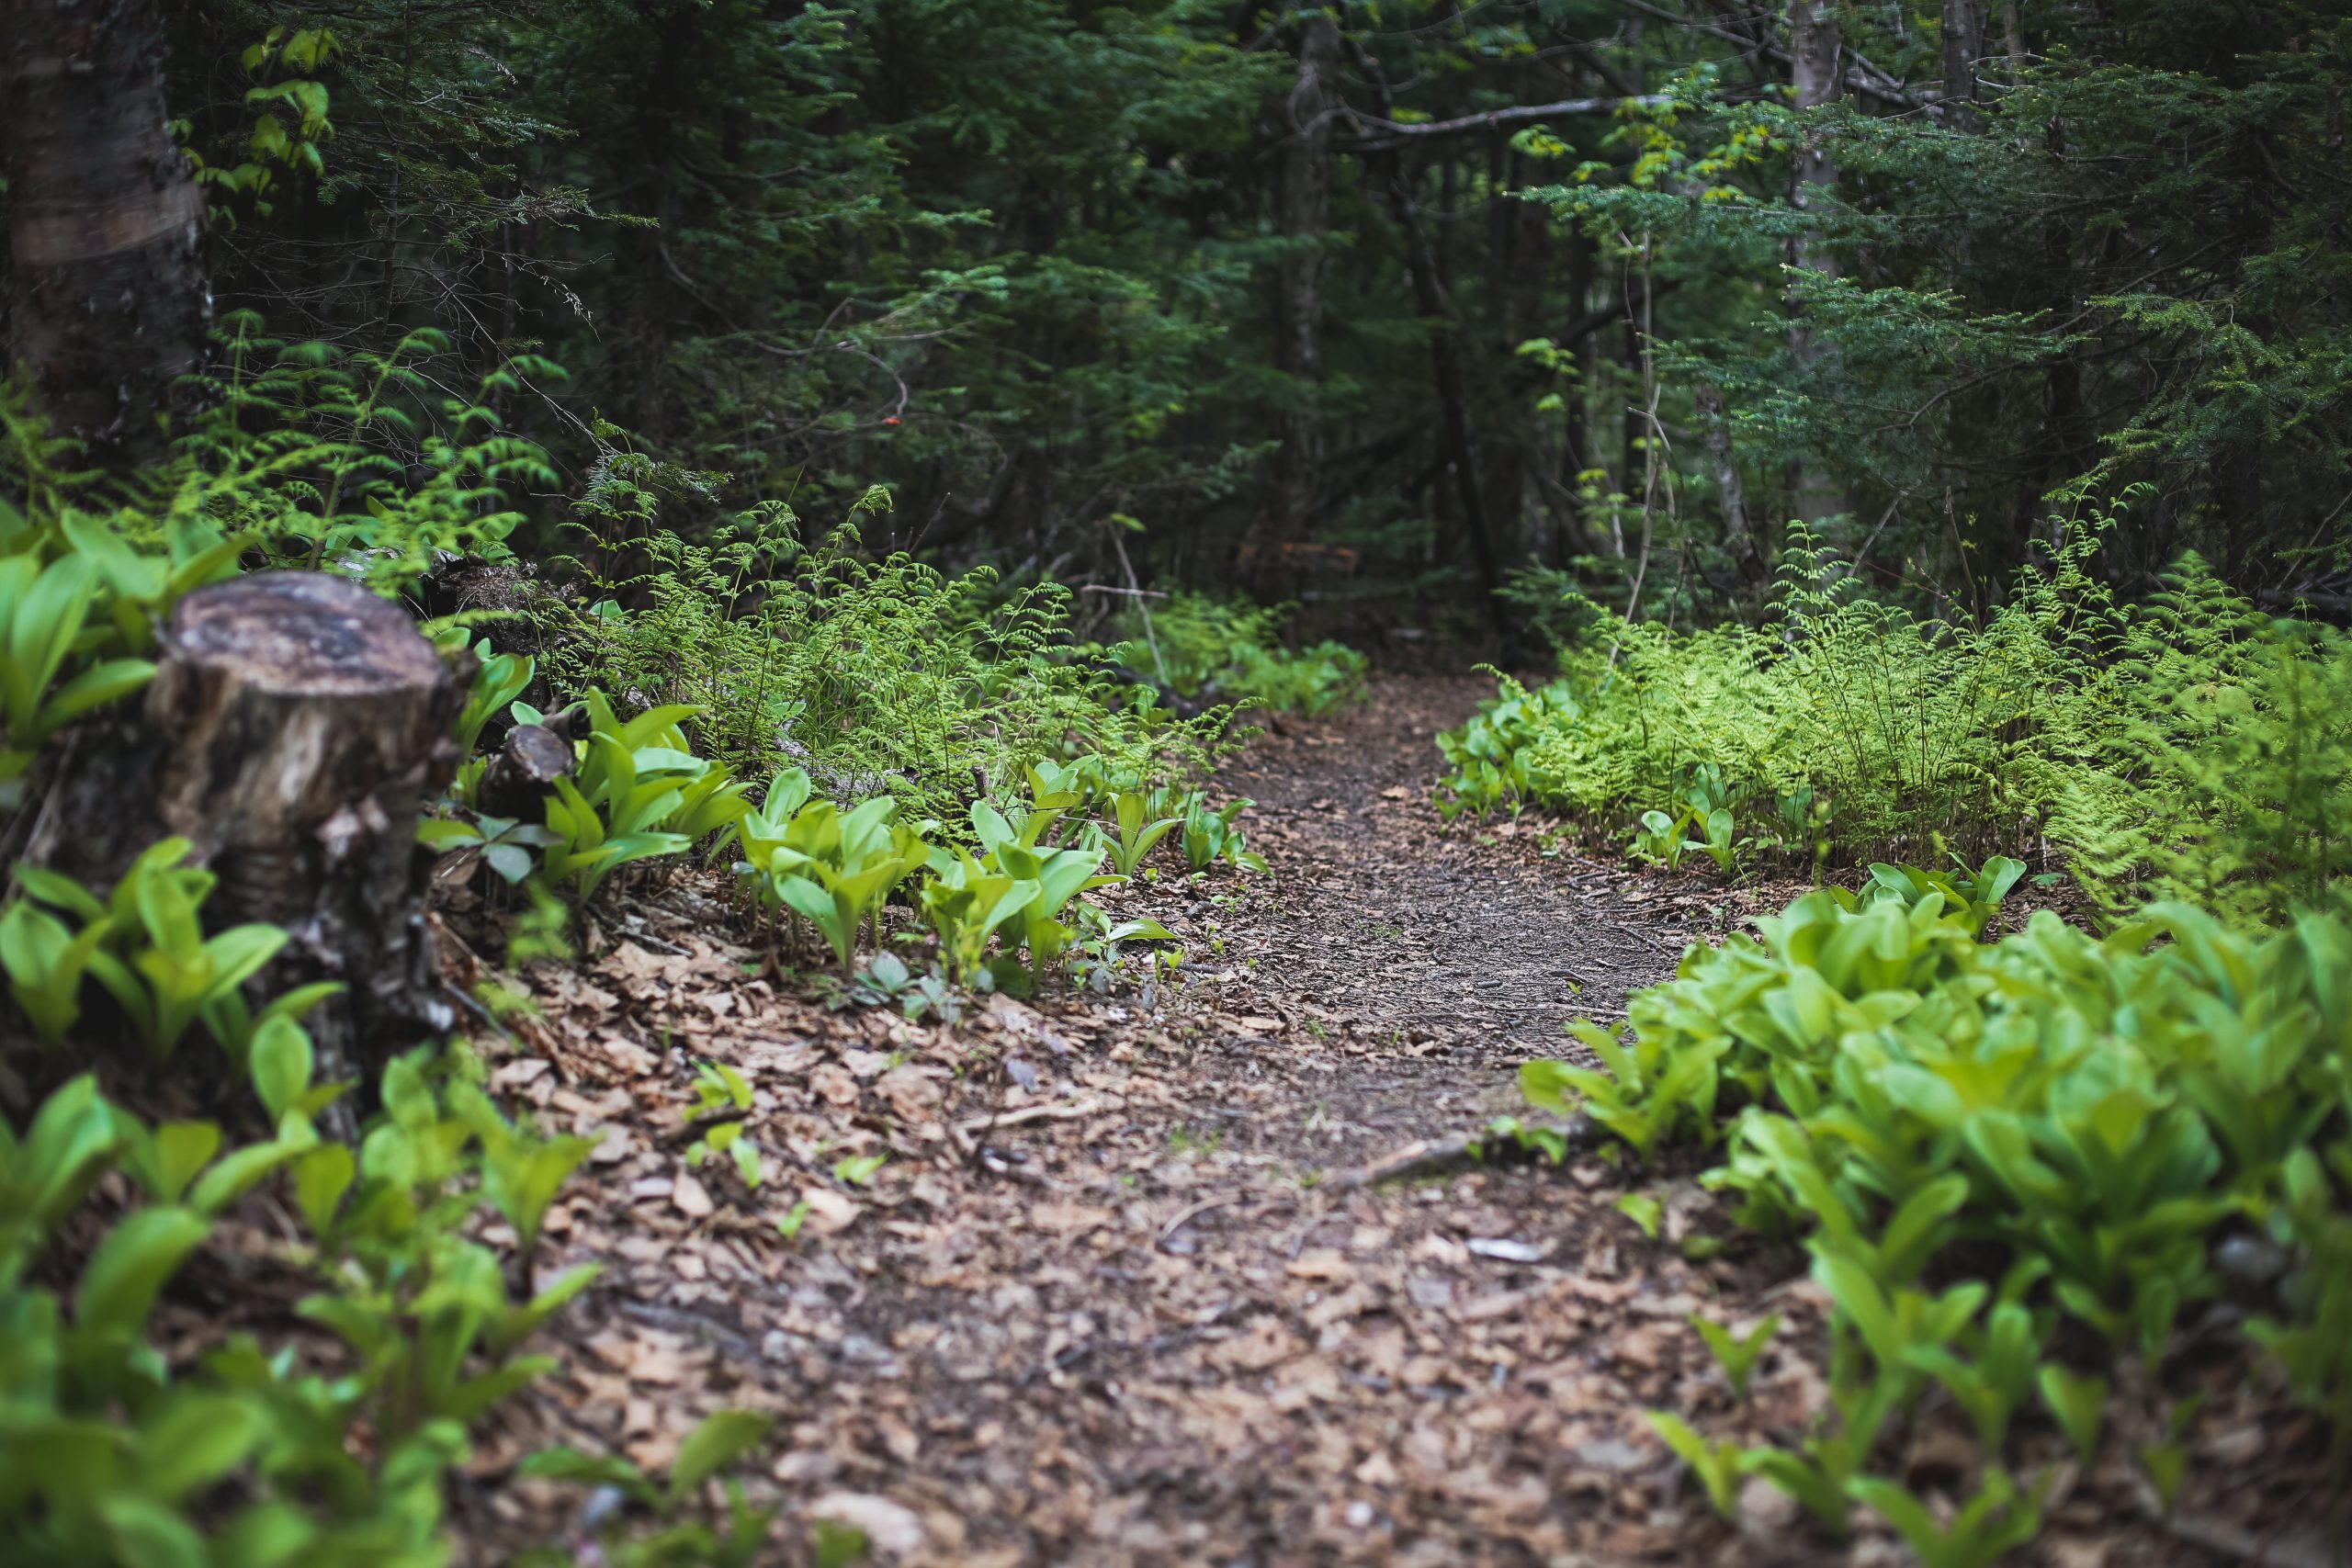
460 677 1791 1566
447 679 2312 1568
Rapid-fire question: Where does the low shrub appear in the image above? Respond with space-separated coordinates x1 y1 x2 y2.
1443 513 2352 926
1523 877 2352 1544
0 1042 605 1565
1105 591 1367 717
540 448 1224 825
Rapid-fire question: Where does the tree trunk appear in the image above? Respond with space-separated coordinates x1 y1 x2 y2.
24 572 463 1098
1558 222 1596 564
1942 0 1989 126
1335 32 1513 647
1787 0 1849 528
1696 382 1765 589
1264 14 1343 572
2 0 210 463
1373 151 1505 638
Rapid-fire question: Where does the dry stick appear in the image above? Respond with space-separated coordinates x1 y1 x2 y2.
952 1097 1110 1137
1155 1195 1261 1251
1329 1116 1596 1191
1104 521 1168 686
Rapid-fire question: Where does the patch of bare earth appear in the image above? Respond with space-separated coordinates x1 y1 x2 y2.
442 679 2333 1568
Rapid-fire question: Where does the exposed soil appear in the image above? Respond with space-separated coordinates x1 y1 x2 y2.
391 679 2329 1567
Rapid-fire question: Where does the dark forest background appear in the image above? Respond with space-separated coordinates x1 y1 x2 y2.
7 2 2349 649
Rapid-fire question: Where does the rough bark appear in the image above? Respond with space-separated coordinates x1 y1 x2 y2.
2 0 210 462
26 572 462 1092
1266 13 1344 566
477 724 575 820
1942 0 1990 126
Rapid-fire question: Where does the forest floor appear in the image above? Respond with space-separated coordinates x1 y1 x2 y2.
442 679 2324 1568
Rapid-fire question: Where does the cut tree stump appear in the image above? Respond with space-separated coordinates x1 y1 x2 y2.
26 570 463 1100
476 723 573 819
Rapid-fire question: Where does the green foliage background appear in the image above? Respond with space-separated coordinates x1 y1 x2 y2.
129 3 2350 633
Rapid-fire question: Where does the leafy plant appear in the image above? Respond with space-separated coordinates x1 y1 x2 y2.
1180 795 1266 874
919 846 1041 987
2036 1364 2108 1461
517 1408 777 1567
831 1152 888 1187
297 1050 602 1442
1104 592 1365 717
0 888 117 1042
546 481 1221 828
541 692 751 901
1439 525 2352 926
454 1084 600 1266
684 1061 761 1189
6 840 298 1062
1905 1299 2043 1451
1847 1471 2047 1568
1102 786 1183 877
0 550 158 801
1690 1312 1781 1400
418 811 560 886
1739 1370 1901 1536
844 949 957 1021
763 795 929 971
1560 875 2352 1562
0 1047 594 1566
1645 1411 1746 1518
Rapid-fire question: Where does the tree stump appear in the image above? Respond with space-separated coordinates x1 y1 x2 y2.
26 571 462 1096
476 723 574 820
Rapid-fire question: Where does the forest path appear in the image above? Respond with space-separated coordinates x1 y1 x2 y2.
483 680 1787 1568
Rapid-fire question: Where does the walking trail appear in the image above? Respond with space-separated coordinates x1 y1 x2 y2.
443 679 2287 1567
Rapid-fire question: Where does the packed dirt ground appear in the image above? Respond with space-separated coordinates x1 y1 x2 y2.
381 680 2330 1566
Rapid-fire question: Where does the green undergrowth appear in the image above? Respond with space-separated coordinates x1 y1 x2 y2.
1440 509 2351 928
1102 590 1368 717
0 1044 789 1566
1 325 1266 1564
543 445 1229 822
1519 875 2352 1554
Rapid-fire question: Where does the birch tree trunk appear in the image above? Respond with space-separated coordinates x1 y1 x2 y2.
2 0 210 463
1786 0 1849 529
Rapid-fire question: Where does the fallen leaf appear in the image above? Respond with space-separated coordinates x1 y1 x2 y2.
797 1187 861 1235
810 1065 859 1106
672 1172 714 1219
876 1064 944 1122
1288 1249 1357 1284
808 1493 926 1557
1030 1202 1114 1235
1209 1315 1301 1372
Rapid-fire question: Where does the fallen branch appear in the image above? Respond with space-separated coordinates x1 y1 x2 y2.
1329 1116 1595 1191
953 1096 1110 1137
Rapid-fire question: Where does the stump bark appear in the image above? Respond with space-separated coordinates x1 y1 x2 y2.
26 571 462 1090
476 723 574 820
